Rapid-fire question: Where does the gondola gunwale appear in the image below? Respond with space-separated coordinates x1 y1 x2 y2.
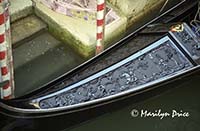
30 36 194 107
0 66 199 119
0 33 200 118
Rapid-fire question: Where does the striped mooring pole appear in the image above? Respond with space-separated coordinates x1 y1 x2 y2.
96 0 106 55
0 0 14 99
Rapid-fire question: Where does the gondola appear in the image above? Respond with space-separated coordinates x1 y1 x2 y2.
0 22 200 120
0 1 200 130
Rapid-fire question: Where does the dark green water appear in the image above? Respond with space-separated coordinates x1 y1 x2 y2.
65 75 200 131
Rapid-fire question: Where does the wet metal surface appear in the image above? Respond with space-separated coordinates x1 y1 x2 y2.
38 36 193 109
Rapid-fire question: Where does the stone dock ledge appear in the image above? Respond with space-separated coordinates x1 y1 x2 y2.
33 0 127 58
10 0 181 58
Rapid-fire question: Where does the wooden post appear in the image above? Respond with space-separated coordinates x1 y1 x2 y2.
0 0 14 99
96 0 106 55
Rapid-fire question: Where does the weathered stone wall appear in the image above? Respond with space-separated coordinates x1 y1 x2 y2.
108 0 182 28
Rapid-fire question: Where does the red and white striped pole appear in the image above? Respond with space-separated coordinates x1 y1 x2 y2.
0 0 14 99
96 0 106 55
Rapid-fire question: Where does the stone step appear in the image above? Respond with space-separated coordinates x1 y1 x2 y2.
11 15 47 45
13 31 84 97
10 0 33 22
13 31 58 69
33 0 127 58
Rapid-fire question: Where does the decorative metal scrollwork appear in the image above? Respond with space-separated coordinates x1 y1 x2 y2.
39 39 193 109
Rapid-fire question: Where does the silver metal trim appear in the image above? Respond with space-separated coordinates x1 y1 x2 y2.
0 65 199 116
33 36 192 103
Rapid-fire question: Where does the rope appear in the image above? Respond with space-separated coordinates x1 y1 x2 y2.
190 1 200 36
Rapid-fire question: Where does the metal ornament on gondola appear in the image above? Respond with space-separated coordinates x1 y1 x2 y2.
0 0 14 99
170 23 184 32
